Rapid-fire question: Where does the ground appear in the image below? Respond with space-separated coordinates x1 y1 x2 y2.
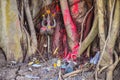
0 58 95 80
0 50 120 80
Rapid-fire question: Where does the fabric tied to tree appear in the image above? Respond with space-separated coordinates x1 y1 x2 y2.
90 51 100 65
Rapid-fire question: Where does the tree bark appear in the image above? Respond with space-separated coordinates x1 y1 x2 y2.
24 0 37 56
0 0 23 62
78 16 98 57
60 0 79 50
100 0 119 67
96 0 111 66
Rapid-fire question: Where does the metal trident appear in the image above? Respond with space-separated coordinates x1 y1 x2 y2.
42 13 56 29
41 11 56 57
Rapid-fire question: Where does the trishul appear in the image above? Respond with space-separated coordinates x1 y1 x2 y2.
41 11 56 30
41 10 56 58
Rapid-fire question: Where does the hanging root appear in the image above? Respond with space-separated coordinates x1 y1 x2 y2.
106 51 120 80
24 0 37 56
77 16 98 57
79 6 93 47
98 51 119 74
21 25 31 61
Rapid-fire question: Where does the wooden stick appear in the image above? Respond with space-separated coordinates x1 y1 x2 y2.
63 68 88 78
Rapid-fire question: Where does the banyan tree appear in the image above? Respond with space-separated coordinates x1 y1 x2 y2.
0 0 119 80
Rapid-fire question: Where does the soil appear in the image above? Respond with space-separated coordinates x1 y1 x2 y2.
0 58 95 80
0 50 120 80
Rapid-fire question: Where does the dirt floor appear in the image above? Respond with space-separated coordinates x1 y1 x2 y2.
0 57 94 80
0 50 120 80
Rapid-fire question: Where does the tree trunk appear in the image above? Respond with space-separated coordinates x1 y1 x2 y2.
60 0 79 50
96 0 112 66
24 0 37 57
100 0 120 67
106 0 120 79
97 0 106 44
0 0 23 62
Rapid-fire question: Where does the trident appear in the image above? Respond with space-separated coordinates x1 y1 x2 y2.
41 10 56 58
